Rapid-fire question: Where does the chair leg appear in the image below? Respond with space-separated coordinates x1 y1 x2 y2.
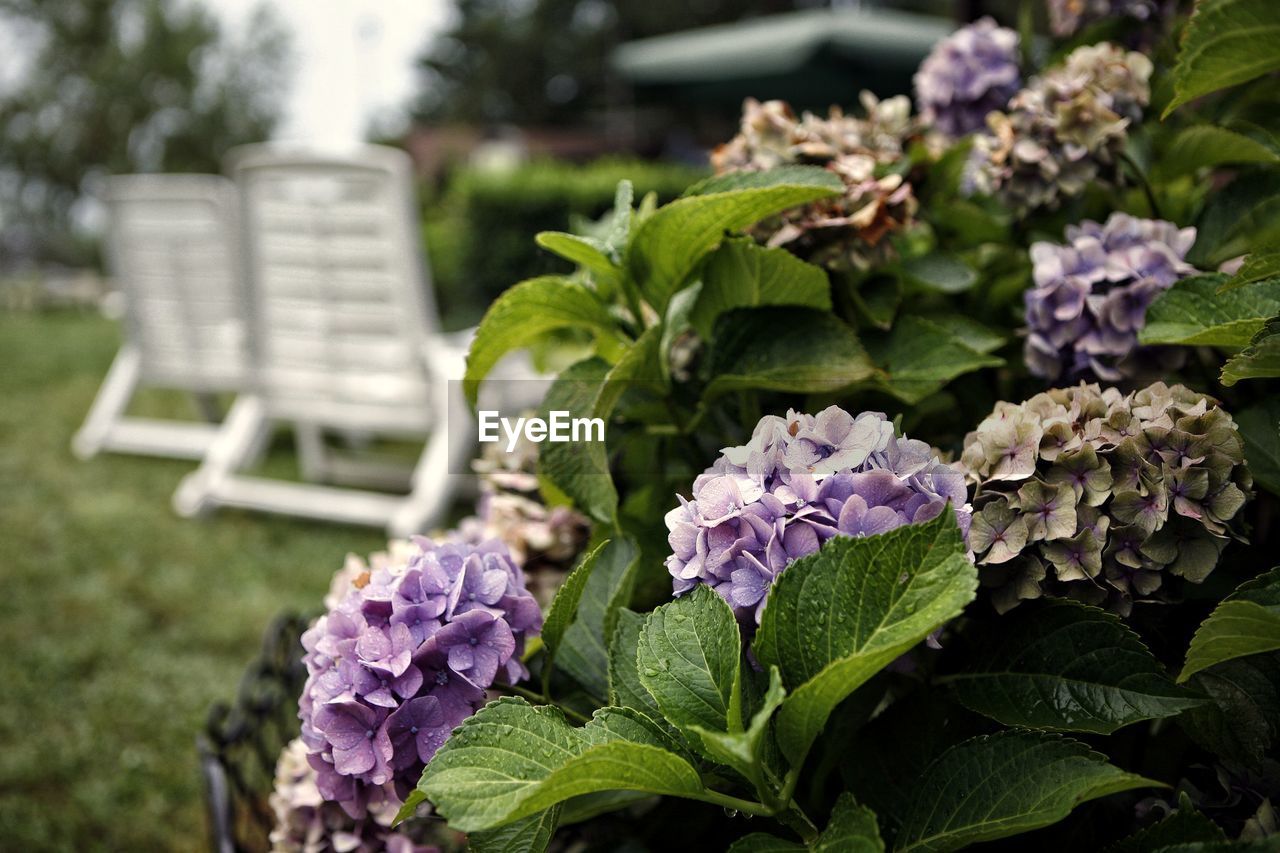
294 422 330 482
72 343 143 460
388 380 476 538
173 395 271 518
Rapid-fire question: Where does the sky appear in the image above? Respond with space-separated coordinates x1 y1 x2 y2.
212 0 451 143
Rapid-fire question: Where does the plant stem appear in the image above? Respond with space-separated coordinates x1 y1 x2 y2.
1120 151 1163 219
693 789 774 818
490 683 591 725
775 804 821 844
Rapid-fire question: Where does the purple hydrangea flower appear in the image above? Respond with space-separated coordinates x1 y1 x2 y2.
1024 212 1197 382
299 536 542 817
915 17 1022 140
1047 0 1157 37
269 737 442 853
666 407 973 624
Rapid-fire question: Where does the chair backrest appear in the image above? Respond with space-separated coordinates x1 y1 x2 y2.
230 144 440 433
103 175 245 392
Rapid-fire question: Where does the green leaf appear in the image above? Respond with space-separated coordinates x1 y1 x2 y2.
1218 248 1280 293
900 253 977 294
704 307 879 397
1188 171 1280 267
726 794 885 852
557 537 639 701
1104 792 1226 853
592 324 666 421
605 180 634 253
1179 567 1280 682
535 232 620 286
537 358 617 525
542 542 608 670
464 276 623 406
817 794 886 852
637 585 743 737
1160 125 1280 176
919 314 1005 354
753 511 977 765
1164 0 1280 117
468 805 561 853
864 314 1003 404
1140 274 1280 347
1221 316 1280 385
1179 653 1280 766
946 599 1203 733
691 238 833 338
608 609 664 721
895 731 1159 853
1237 398 1280 496
628 167 842 312
417 697 707 833
690 666 785 782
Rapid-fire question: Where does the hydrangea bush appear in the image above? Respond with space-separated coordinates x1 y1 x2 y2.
244 2 1280 850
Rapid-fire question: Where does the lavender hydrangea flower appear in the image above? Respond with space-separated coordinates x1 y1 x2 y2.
915 17 1022 140
1025 212 1197 382
666 407 972 624
299 536 541 818
269 738 441 853
1047 0 1157 37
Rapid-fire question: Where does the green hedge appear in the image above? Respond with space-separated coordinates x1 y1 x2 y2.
424 158 706 328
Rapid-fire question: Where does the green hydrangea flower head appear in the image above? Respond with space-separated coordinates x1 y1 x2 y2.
961 382 1252 614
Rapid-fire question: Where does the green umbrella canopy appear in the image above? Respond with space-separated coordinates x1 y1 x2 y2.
611 7 955 111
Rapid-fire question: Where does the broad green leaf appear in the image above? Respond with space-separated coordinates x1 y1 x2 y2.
753 511 977 765
919 314 1005 354
1221 316 1280 385
1179 567 1280 682
691 238 832 338
1160 125 1279 176
542 542 608 670
1164 0 1280 117
1219 248 1280 293
848 274 902 330
608 609 665 721
1104 792 1225 853
468 805 561 853
726 794 885 852
605 180 634 252
557 537 639 701
637 585 743 736
864 314 1003 404
704 307 879 397
464 276 624 406
895 731 1159 853
1188 172 1280 267
900 253 977 294
537 359 617 524
1140 274 1280 346
1237 398 1280 496
535 232 620 286
628 167 842 312
593 324 665 421
946 599 1203 733
817 794 885 852
1179 653 1280 766
416 697 707 833
690 666 785 782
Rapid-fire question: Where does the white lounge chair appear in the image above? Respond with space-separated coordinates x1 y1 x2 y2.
72 175 248 461
173 144 475 536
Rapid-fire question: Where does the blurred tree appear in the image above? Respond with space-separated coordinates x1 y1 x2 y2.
0 0 291 265
413 0 806 125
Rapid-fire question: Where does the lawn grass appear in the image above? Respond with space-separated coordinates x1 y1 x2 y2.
0 311 392 850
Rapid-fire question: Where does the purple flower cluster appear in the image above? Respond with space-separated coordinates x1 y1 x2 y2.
665 408 972 623
299 536 542 817
915 17 1022 140
1025 212 1196 382
1047 0 1157 37
269 738 440 853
